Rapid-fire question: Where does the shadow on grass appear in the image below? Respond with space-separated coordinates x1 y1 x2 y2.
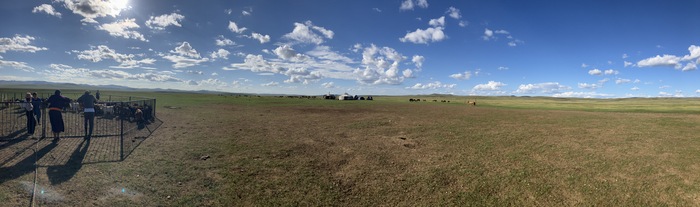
0 140 57 184
47 138 90 185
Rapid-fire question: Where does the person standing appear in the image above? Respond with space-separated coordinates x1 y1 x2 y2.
31 92 42 124
77 90 97 139
20 92 36 137
45 90 71 142
95 90 101 100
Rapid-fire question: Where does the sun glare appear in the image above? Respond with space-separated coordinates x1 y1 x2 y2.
111 0 129 11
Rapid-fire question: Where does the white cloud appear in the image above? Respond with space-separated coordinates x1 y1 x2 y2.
604 69 619 75
482 28 494 40
682 62 697 71
498 66 509 70
146 13 185 30
622 53 629 59
588 69 602 75
659 85 671 89
282 21 333 45
412 55 425 69
250 33 270 44
581 63 589 68
354 44 411 85
400 0 428 11
0 35 47 53
658 91 684 98
458 21 468 27
449 71 472 80
615 78 631 84
407 81 456 90
307 46 353 63
97 18 147 41
400 27 445 44
210 48 230 60
552 91 613 98
682 45 700 61
631 86 640 91
228 21 247 34
322 82 335 88
58 0 129 23
32 4 62 18
283 68 323 84
428 16 445 27
215 35 236 46
446 7 461 19
634 79 641 83
261 81 279 87
624 61 634 67
0 56 34 72
373 8 382 12
161 42 209 68
242 11 251 16
273 45 309 62
45 64 182 83
225 9 232 15
578 83 602 89
473 81 505 91
75 45 155 68
637 54 681 68
515 82 571 94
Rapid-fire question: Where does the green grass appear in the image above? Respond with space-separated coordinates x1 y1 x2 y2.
5 91 700 206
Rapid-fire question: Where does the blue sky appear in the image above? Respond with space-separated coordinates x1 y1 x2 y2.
1 0 699 97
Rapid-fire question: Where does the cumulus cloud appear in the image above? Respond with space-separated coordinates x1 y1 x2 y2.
283 68 323 84
473 81 505 91
0 35 47 53
146 13 185 30
322 82 335 88
407 81 456 90
682 62 697 71
215 35 236 46
97 18 147 41
210 48 231 60
637 54 681 68
428 16 445 27
400 27 445 44
353 44 413 85
604 69 619 75
446 7 461 19
228 21 247 34
400 0 428 11
624 61 634 67
682 45 700 61
631 86 640 91
578 82 602 89
282 21 333 45
449 71 472 80
0 56 34 72
273 45 309 62
482 28 494 40
615 78 631 84
32 4 62 18
161 42 209 68
250 33 270 44
45 63 182 83
588 69 602 75
412 55 425 68
261 81 279 87
306 46 353 63
74 45 155 68
552 91 613 98
515 82 571 94
58 0 129 23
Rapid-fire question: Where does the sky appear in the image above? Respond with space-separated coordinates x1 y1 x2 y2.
1 0 700 97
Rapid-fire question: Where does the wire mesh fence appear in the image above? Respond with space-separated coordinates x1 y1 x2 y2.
0 94 160 163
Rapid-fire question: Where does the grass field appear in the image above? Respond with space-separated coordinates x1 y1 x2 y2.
3 91 700 206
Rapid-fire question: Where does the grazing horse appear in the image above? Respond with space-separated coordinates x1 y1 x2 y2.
467 100 476 106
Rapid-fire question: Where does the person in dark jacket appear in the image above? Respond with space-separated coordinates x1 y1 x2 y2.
31 92 42 124
77 90 98 139
45 90 71 142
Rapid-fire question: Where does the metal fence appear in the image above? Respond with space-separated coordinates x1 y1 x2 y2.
0 95 160 161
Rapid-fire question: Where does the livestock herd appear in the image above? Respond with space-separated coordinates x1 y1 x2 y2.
408 98 477 106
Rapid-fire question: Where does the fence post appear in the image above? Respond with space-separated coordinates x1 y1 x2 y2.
120 109 124 161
